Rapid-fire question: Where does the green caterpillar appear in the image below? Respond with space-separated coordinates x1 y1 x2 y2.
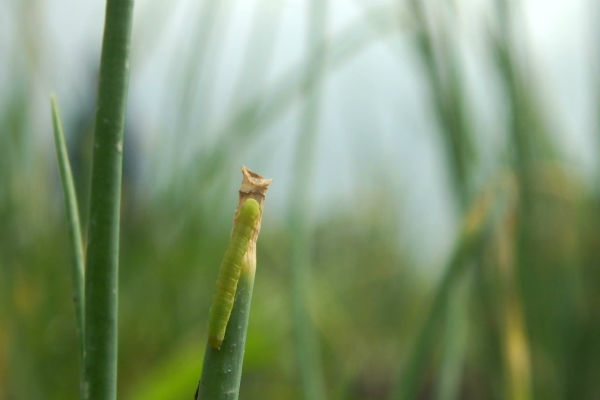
208 198 260 349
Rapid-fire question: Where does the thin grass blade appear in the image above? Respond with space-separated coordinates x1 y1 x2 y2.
50 94 86 385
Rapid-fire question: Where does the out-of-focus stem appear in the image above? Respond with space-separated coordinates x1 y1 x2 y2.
409 0 472 208
287 2 328 400
407 4 476 396
391 185 496 400
435 274 470 400
494 207 532 400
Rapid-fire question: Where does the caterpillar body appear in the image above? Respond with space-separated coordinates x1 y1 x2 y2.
208 198 260 349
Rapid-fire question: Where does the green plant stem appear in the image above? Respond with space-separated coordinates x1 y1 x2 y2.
409 0 472 208
393 230 483 400
84 0 134 399
196 267 255 400
435 274 471 400
406 5 477 396
196 167 271 400
50 95 86 381
287 2 328 400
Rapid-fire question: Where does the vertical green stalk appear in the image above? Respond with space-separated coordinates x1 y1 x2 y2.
435 274 471 400
84 0 134 399
491 1 530 204
407 3 476 396
392 232 479 400
287 2 328 400
50 95 86 384
390 186 496 400
196 167 272 400
491 3 554 398
493 194 532 400
197 269 256 400
409 0 473 208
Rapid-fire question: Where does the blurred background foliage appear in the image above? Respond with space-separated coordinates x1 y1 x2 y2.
1 0 600 399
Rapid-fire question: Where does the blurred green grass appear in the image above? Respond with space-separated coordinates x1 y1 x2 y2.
2 0 600 399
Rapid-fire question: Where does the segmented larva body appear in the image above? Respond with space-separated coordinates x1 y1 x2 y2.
208 198 260 349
